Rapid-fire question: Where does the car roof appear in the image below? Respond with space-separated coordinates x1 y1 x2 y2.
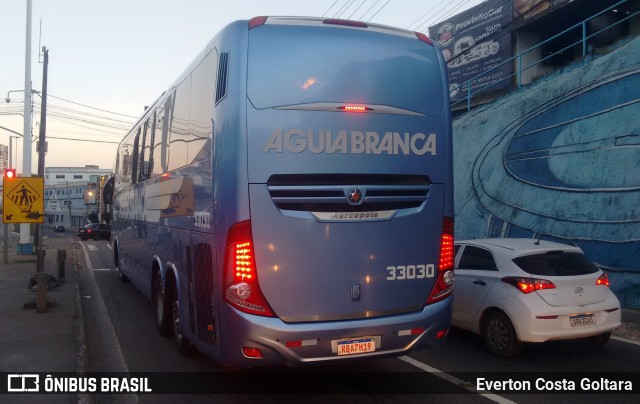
456 238 583 257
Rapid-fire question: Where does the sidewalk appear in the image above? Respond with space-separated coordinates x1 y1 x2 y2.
0 234 85 402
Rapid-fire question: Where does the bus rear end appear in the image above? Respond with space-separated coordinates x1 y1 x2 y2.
220 17 453 367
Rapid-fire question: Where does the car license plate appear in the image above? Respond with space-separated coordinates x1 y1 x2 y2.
335 337 376 356
570 313 595 327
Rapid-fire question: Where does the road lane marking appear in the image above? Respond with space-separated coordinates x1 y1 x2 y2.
87 245 98 251
80 242 93 270
399 356 517 404
612 335 640 346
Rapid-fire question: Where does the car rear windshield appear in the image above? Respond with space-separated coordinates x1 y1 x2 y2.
248 25 444 116
513 251 600 276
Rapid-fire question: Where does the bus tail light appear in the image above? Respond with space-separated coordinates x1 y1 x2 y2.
224 221 275 317
249 16 268 29
323 19 368 28
415 32 434 46
427 217 455 304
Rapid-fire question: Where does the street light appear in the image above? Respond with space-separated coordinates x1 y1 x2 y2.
5 89 42 104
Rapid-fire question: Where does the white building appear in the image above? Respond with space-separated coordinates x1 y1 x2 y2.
43 166 113 228
44 165 112 186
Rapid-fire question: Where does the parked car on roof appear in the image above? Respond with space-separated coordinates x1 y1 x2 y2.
452 238 621 357
77 223 111 241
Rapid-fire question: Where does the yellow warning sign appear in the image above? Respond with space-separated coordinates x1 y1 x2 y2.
2 177 44 223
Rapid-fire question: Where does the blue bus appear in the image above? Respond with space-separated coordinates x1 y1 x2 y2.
105 16 454 367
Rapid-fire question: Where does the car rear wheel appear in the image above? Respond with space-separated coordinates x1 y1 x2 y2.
482 311 521 358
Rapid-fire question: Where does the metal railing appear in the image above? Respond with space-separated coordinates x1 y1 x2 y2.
452 0 640 112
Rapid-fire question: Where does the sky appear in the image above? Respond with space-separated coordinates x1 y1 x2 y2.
0 0 483 174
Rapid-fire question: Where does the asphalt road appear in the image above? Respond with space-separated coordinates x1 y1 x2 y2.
73 235 640 403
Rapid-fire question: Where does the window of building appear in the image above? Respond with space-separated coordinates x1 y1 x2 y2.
56 175 65 179
74 175 83 179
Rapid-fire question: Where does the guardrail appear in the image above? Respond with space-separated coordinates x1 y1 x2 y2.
452 0 640 112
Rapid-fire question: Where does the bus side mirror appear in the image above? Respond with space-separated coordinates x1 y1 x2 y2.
103 176 115 205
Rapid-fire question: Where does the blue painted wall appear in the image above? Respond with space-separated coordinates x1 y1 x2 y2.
453 36 640 308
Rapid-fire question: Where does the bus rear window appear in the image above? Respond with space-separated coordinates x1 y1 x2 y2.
248 25 444 116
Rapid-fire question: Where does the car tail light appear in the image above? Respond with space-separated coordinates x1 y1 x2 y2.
224 221 275 317
427 217 455 304
596 272 610 286
87 229 92 234
502 276 556 294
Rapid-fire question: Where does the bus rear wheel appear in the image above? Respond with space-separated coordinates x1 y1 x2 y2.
170 284 194 355
154 275 171 337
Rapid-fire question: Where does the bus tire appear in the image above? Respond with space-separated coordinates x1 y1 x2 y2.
154 275 172 337
119 269 130 283
170 284 193 355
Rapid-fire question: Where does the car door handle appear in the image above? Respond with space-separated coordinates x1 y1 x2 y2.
473 280 486 286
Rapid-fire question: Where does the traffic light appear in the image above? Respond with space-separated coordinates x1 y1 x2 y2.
4 168 16 180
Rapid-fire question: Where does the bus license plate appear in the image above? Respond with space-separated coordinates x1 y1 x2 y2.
570 314 595 327
336 337 376 356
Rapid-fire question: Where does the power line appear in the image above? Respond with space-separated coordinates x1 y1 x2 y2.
413 0 467 32
367 0 393 22
435 0 477 28
47 94 137 119
335 0 356 18
323 0 341 17
347 0 369 20
359 0 382 21
45 136 119 144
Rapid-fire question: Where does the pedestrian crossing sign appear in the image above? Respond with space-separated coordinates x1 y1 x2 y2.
2 177 44 223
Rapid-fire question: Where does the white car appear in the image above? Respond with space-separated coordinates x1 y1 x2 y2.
452 238 621 357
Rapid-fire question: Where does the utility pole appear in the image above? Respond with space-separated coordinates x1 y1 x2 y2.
19 0 33 253
36 47 48 273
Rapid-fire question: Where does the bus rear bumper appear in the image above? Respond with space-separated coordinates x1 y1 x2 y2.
217 299 451 368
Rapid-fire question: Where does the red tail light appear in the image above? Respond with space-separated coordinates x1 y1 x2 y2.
427 217 455 304
415 32 434 46
249 16 267 29
323 19 368 28
502 277 556 294
338 105 371 113
224 221 275 317
596 272 610 287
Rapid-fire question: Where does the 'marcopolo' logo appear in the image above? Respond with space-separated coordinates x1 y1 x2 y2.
347 188 363 205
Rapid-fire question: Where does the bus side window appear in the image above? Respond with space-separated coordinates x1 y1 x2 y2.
152 94 173 177
140 113 155 181
169 78 190 171
131 127 141 183
188 50 217 165
117 130 136 189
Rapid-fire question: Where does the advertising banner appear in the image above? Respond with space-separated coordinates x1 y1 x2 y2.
430 0 513 102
